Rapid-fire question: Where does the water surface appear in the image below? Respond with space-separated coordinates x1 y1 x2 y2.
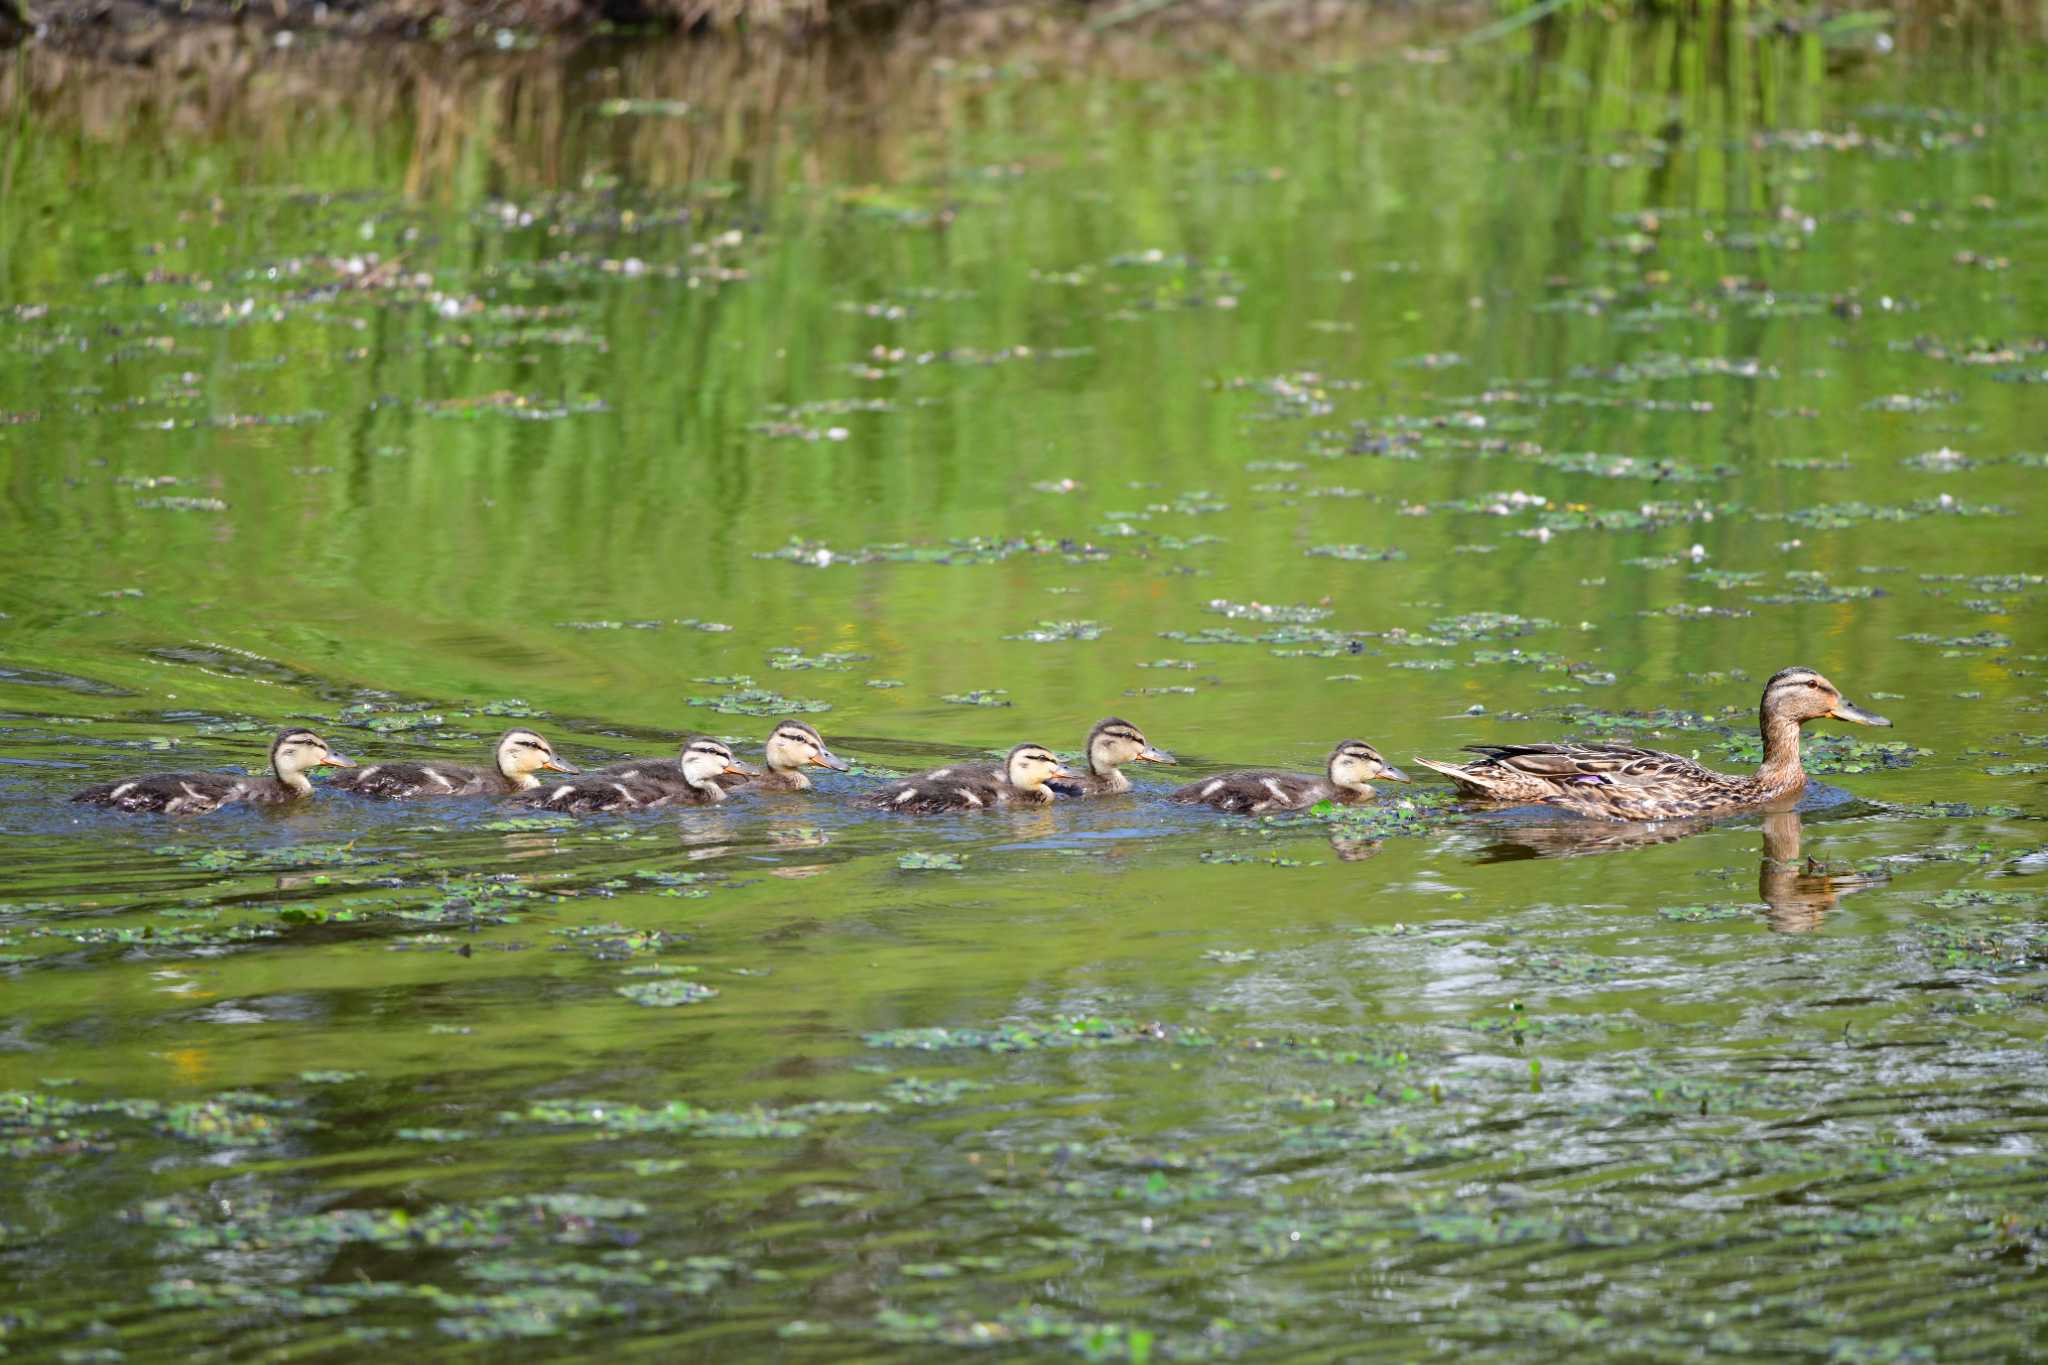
2 18 2046 1360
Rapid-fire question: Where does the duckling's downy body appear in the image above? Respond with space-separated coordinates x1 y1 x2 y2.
70 730 355 814
866 743 1075 813
1412 666 1892 821
332 729 577 799
1047 717 1174 797
523 738 751 813
711 721 848 794
1171 740 1410 814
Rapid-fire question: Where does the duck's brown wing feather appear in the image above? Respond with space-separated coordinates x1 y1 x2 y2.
332 761 487 799
71 771 248 813
1462 742 1716 786
1169 770 1320 813
865 768 1007 812
519 774 670 813
590 758 684 784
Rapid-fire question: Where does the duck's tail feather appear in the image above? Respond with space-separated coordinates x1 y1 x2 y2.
1410 754 1509 798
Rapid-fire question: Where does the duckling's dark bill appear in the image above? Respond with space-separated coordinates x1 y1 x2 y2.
1830 700 1891 727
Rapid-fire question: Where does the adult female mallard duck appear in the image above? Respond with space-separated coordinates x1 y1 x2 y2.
70 729 354 814
711 721 848 794
521 737 751 813
1169 739 1410 813
332 728 578 799
865 743 1075 813
1047 717 1175 797
1412 665 1892 821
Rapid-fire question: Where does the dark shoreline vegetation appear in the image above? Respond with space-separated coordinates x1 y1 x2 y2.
4 0 2048 1359
5 0 2048 62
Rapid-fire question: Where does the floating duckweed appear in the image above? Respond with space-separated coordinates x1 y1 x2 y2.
882 1077 990 1105
1428 612 1555 641
511 1099 806 1138
897 851 965 871
1526 451 1733 482
759 535 1099 568
768 648 869 671
863 1016 1216 1053
1718 732 1928 773
1898 630 2012 649
1206 599 1330 624
941 689 1012 707
1658 904 1752 923
1761 498 2014 530
616 980 720 1007
686 687 830 717
1307 544 1407 562
1004 620 1107 643
1471 648 1564 667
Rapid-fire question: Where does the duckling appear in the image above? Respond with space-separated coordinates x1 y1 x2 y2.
712 721 849 793
1412 666 1892 821
522 737 751 813
332 728 578 799
70 729 355 814
1170 739 1411 814
865 743 1075 813
1047 717 1175 797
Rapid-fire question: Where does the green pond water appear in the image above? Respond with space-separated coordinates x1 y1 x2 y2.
3 15 2047 1359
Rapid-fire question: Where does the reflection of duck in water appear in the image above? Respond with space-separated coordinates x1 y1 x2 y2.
1414 667 1892 821
1466 817 1714 862
1757 810 1887 933
1328 836 1383 863
1469 808 1887 933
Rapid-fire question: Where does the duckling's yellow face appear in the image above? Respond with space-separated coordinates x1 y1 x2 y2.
682 740 753 786
1762 667 1892 728
1006 744 1076 791
496 729 578 779
1087 718 1175 773
1328 740 1409 794
272 730 353 778
764 723 848 773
